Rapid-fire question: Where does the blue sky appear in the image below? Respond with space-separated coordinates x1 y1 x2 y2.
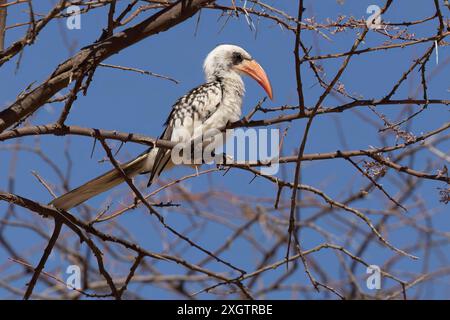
0 0 449 299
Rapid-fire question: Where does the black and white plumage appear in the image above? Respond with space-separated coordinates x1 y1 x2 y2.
50 44 273 210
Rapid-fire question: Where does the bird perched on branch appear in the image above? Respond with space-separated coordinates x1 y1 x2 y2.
50 44 273 210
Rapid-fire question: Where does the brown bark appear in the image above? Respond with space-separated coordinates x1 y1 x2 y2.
0 0 6 51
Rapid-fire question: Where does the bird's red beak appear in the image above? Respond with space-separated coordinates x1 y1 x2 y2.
236 59 273 100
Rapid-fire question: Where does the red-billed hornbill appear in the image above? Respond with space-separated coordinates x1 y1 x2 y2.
50 44 273 210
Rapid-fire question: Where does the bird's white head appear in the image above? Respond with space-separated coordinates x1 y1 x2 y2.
203 44 273 100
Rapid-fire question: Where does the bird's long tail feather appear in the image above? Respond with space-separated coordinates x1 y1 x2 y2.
49 152 150 210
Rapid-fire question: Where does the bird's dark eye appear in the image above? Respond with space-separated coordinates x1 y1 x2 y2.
232 52 243 65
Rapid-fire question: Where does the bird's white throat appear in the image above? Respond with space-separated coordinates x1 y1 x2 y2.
219 74 245 123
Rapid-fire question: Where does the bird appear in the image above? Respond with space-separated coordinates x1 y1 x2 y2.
50 44 273 210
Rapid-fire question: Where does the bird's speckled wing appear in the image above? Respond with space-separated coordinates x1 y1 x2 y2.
147 81 223 186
